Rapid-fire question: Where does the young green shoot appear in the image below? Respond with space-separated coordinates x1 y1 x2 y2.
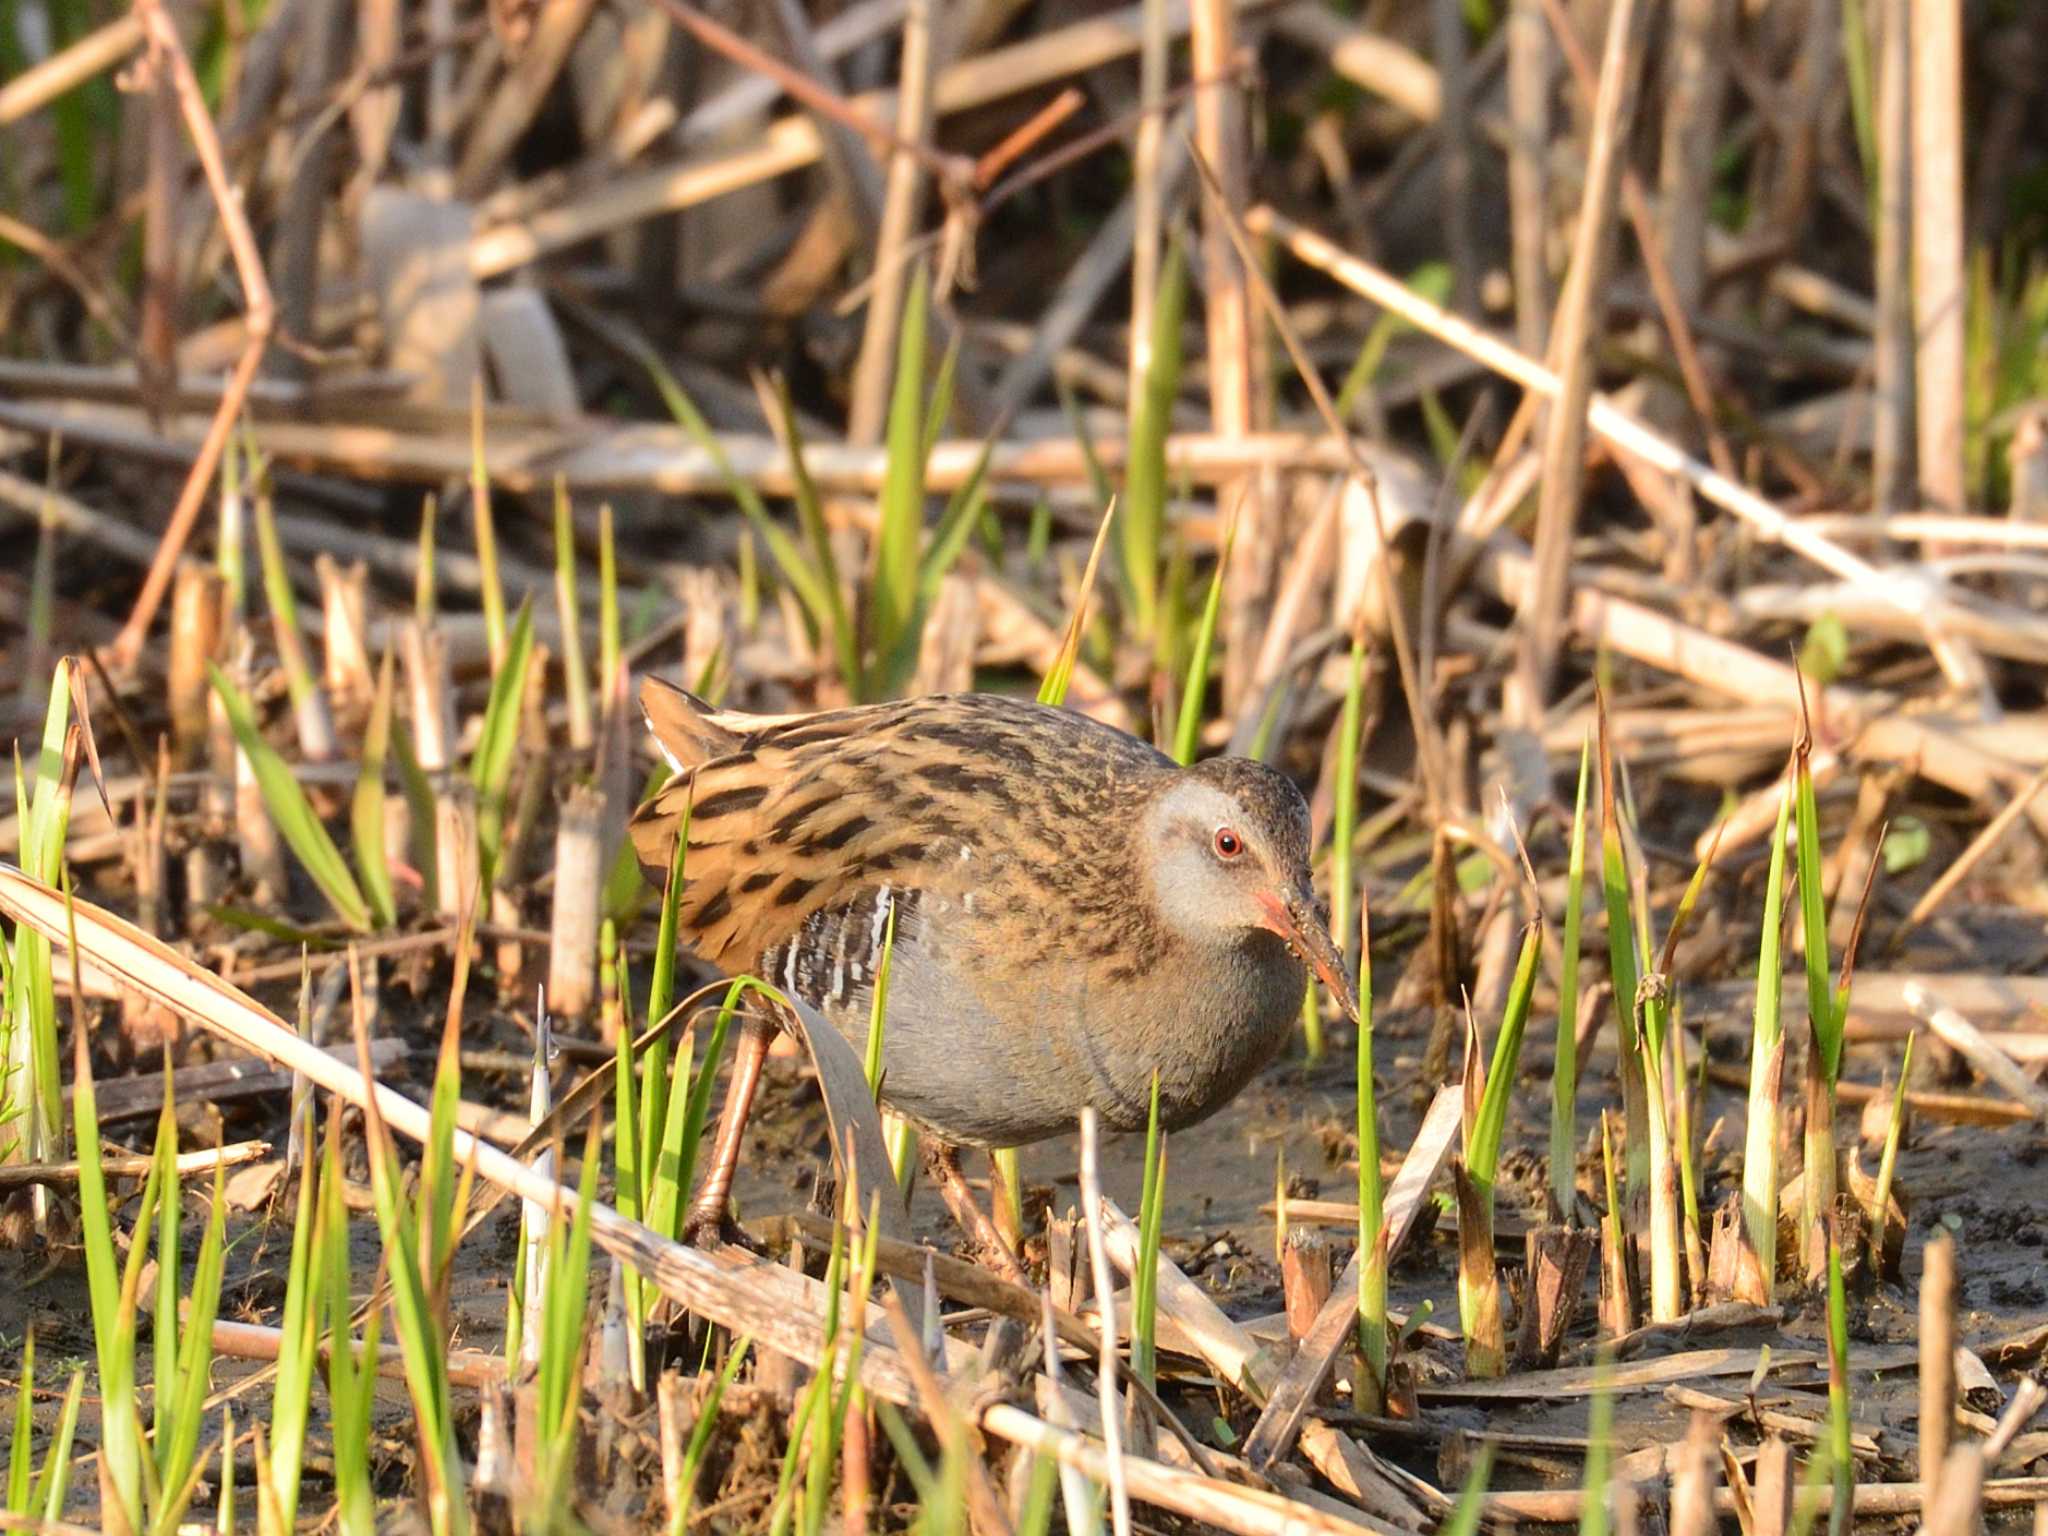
553 476 593 749
1792 705 1843 1284
1552 733 1591 1222
1825 1225 1853 1536
206 664 372 930
471 596 536 892
1593 692 1648 1203
1579 1349 1617 1536
469 377 508 670
1869 1032 1914 1275
1458 918 1541 1376
1131 1073 1167 1395
1170 494 1240 768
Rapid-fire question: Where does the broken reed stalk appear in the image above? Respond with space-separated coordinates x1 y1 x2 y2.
226 651 289 904
316 555 373 715
1920 1230 1957 1510
167 561 222 769
546 784 606 1019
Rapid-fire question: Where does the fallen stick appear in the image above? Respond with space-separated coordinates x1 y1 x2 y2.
0 395 1360 496
208 1316 504 1390
1907 983 2048 1125
0 1138 269 1190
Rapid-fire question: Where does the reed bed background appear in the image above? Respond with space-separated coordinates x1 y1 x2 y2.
2 0 2047 1531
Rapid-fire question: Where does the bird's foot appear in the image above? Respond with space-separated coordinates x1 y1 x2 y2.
679 1200 762 1254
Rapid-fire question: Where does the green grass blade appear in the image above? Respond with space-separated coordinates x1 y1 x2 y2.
469 385 507 670
1743 773 1795 1299
1131 1073 1166 1393
1356 890 1386 1401
1793 744 1839 1075
29 1368 81 1524
6 1330 33 1514
470 596 535 892
71 1018 145 1535
1171 500 1240 766
1594 694 1646 1198
553 477 593 747
765 376 857 693
1825 1228 1853 1536
155 1163 229 1534
1468 922 1542 1183
668 1338 752 1536
599 503 621 698
266 1148 323 1531
642 352 836 648
150 1091 179 1469
1038 498 1117 708
1552 733 1592 1220
206 664 370 930
1442 1439 1496 1536
350 650 398 929
1579 1349 1616 1536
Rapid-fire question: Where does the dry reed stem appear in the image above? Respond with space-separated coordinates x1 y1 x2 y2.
107 0 277 673
1909 0 1967 514
1269 3 1436 118
469 0 1273 278
1872 0 1914 513
1128 0 1170 409
1536 0 1738 489
845 0 938 444
1921 1232 1959 1508
0 1138 267 1189
1504 0 1551 360
1518 0 1648 717
0 12 142 124
1188 0 1262 714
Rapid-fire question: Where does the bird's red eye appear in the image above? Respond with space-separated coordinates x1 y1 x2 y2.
1213 827 1244 859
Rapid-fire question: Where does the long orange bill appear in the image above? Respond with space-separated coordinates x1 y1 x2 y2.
1258 887 1361 1025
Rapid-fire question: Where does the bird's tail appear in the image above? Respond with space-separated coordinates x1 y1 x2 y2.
640 674 743 772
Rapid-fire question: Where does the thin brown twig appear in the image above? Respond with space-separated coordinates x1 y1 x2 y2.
646 0 970 192
107 0 277 673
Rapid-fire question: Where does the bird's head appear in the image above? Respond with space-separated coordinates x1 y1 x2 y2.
1141 757 1360 1023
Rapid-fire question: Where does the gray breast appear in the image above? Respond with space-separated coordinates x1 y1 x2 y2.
763 888 1302 1148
